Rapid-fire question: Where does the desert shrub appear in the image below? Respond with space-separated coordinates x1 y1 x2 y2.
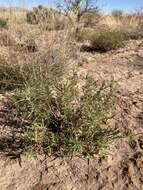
81 11 101 27
112 10 123 18
0 18 7 29
26 5 51 25
13 72 120 157
77 29 96 42
122 30 143 40
90 30 126 52
26 5 65 30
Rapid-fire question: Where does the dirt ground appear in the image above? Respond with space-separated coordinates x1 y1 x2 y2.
0 40 143 190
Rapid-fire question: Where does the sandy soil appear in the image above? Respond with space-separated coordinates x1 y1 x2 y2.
0 40 143 190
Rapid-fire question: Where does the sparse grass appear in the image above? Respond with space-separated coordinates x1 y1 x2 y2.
0 28 120 157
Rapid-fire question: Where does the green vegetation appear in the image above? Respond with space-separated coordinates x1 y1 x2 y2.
81 11 101 27
0 18 7 29
1 4 142 158
90 30 126 52
79 28 143 52
77 29 96 42
13 71 120 157
0 58 30 91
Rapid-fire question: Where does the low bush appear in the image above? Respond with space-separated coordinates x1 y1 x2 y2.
77 29 96 42
87 29 143 53
90 30 126 52
13 72 120 157
0 18 7 29
121 30 143 40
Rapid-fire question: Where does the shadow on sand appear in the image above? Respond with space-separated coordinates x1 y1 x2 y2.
0 100 27 159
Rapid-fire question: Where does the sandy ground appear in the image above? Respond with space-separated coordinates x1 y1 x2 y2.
0 40 143 190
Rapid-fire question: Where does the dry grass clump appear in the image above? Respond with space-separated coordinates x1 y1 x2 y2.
0 31 14 46
100 13 142 31
0 22 77 91
0 43 69 90
0 61 28 91
0 8 26 23
88 29 143 53
26 5 50 25
0 50 32 91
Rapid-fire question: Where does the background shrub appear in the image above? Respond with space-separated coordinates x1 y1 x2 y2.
90 30 126 52
26 5 50 25
0 18 7 29
121 30 143 40
26 5 65 30
112 10 123 18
